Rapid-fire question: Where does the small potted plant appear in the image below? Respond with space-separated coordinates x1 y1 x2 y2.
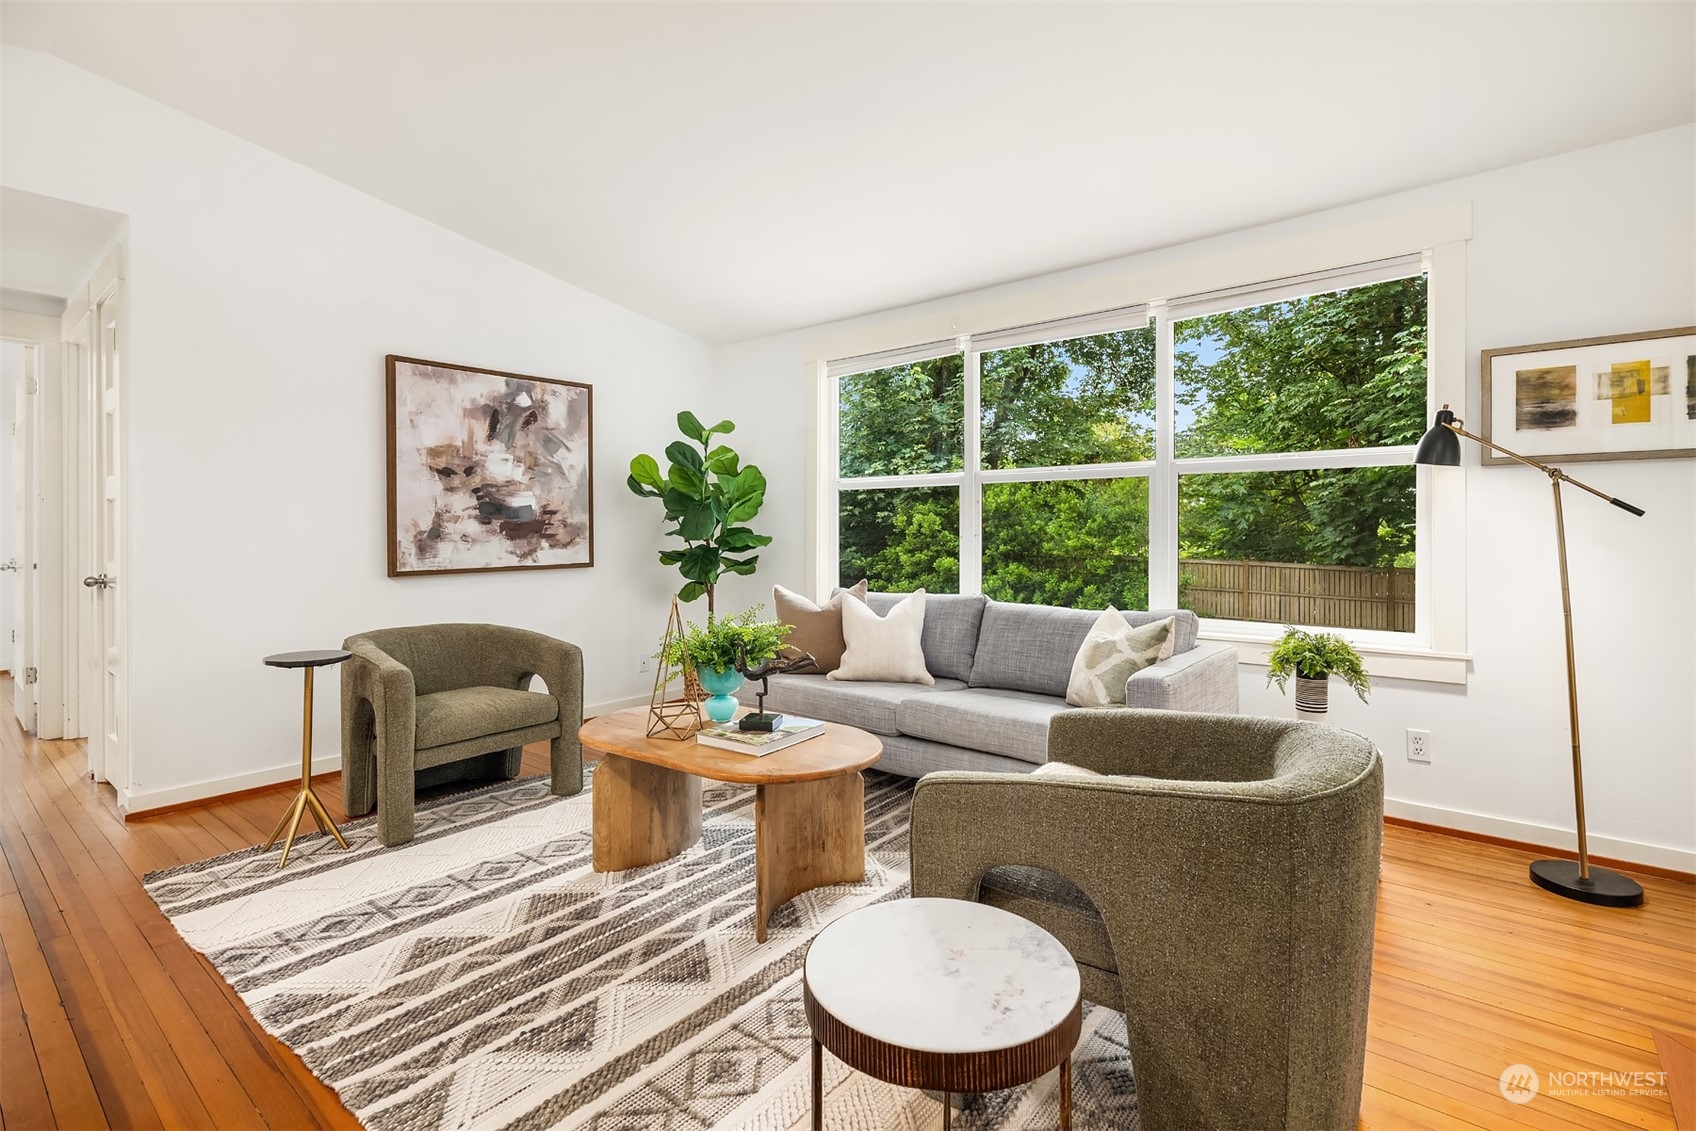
662 608 791 723
1266 627 1371 716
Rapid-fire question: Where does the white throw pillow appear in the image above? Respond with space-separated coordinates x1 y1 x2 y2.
1064 608 1175 707
829 589 934 685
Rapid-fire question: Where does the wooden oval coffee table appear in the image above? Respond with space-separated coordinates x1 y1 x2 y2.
578 706 882 942
804 898 1083 1129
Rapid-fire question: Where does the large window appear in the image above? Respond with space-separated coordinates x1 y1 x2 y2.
827 258 1439 641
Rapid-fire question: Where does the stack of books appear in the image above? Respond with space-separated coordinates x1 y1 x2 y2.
696 717 826 755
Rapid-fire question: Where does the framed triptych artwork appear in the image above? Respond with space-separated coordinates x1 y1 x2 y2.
386 355 594 576
1480 327 1696 465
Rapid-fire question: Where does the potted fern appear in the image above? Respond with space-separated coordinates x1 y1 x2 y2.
661 608 791 723
1266 627 1371 716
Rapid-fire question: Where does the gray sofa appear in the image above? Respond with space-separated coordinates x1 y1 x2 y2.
738 593 1239 777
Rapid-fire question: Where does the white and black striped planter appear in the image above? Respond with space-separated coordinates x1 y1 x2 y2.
1294 676 1330 716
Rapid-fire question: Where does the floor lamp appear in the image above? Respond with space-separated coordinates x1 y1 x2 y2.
1414 405 1645 908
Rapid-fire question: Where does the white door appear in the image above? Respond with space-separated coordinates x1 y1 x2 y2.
90 284 124 784
66 335 100 768
10 343 36 729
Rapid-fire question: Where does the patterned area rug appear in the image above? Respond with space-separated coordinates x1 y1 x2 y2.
145 770 1138 1130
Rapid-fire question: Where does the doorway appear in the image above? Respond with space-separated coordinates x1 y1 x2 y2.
3 337 42 730
1 187 128 790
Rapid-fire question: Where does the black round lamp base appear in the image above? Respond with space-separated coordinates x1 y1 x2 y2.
1529 859 1644 908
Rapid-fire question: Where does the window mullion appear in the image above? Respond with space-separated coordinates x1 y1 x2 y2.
1172 446 1416 475
1149 305 1178 608
960 338 983 596
978 460 1154 484
817 362 840 597
838 472 965 490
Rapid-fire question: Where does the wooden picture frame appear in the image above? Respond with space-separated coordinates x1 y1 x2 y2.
386 355 594 576
1479 326 1696 465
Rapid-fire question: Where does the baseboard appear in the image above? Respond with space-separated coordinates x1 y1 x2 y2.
1384 798 1694 879
585 693 650 718
121 695 649 818
123 755 345 818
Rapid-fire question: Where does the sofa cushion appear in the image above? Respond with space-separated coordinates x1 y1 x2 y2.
415 686 558 750
864 592 987 682
970 601 1199 696
896 687 1069 764
750 673 966 736
979 865 1116 973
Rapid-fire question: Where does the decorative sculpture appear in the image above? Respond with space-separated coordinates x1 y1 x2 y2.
647 598 703 740
733 644 816 732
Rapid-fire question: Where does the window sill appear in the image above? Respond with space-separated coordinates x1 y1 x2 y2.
1201 626 1471 686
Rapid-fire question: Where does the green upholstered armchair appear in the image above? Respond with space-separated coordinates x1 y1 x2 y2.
341 624 584 847
909 709 1383 1131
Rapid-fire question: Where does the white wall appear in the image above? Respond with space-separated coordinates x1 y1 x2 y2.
1 46 719 809
0 339 19 663
718 125 1696 869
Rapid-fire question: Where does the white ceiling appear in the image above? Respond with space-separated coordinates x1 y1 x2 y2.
3 2 1692 343
0 187 126 299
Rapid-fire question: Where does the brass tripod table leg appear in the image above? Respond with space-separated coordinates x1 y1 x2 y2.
264 791 306 852
262 658 351 868
305 787 348 849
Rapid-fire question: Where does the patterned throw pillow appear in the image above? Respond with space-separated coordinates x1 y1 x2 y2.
1064 608 1175 707
773 580 867 675
829 589 934 685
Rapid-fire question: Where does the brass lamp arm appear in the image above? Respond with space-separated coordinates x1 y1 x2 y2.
1437 419 1646 517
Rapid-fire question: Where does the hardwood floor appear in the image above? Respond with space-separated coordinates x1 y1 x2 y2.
1 687 1690 1130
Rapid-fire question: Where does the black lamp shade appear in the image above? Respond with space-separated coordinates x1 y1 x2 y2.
1414 410 1462 466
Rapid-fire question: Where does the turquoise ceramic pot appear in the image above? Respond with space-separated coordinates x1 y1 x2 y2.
695 667 745 724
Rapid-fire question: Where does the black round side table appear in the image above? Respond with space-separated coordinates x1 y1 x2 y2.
263 649 352 868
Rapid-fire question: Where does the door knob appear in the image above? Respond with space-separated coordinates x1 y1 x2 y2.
83 574 111 589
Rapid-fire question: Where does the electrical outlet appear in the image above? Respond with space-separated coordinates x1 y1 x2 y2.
1406 728 1431 764
638 652 652 675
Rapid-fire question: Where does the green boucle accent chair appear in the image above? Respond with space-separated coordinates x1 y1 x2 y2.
910 709 1383 1131
341 624 583 847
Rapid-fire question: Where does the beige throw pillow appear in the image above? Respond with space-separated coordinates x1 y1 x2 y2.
1032 761 1105 779
1064 608 1175 707
773 580 867 675
829 589 934 685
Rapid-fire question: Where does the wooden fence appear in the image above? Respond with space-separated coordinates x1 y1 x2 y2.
1179 558 1415 632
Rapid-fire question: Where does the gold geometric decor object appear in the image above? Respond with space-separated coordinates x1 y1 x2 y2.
648 597 703 740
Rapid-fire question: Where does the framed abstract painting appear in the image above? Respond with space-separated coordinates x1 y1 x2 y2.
386 355 594 576
1480 327 1696 465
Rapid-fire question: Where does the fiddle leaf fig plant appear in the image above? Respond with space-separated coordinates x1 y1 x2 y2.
1266 627 1371 703
628 411 771 618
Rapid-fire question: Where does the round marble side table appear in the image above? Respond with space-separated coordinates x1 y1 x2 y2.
262 649 352 868
803 897 1083 1130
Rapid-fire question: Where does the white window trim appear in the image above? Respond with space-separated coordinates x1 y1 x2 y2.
813 235 1470 685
